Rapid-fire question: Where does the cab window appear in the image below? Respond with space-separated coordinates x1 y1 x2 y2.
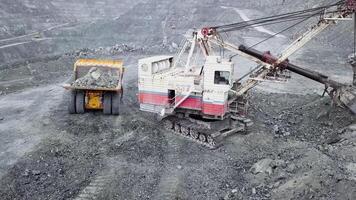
214 71 230 85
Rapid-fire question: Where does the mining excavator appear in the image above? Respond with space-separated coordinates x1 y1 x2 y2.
138 0 356 148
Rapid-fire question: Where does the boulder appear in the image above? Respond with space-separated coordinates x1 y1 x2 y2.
251 158 274 175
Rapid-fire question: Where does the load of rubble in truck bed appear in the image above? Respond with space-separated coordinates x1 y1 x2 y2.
71 67 119 89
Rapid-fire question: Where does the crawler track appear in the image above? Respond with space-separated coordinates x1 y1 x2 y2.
162 116 248 149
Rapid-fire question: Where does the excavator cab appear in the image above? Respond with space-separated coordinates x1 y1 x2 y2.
202 56 234 118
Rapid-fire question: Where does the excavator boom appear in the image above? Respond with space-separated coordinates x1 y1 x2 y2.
204 2 355 95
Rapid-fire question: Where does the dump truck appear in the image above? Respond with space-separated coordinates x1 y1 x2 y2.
63 59 124 115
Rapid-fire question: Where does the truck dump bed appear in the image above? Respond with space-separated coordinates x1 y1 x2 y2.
63 59 124 91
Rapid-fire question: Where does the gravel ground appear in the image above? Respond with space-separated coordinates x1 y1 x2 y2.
1 66 356 199
0 0 356 199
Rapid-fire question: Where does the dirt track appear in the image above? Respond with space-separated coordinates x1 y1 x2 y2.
1 0 356 199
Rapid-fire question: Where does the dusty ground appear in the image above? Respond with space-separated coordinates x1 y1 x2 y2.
1 51 356 200
0 0 356 200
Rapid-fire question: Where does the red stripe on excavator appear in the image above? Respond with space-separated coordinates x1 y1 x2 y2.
202 103 227 116
175 96 202 110
138 92 168 105
138 92 227 116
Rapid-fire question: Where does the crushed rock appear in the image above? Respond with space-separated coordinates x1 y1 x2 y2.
65 44 142 58
71 67 119 89
345 163 356 181
31 170 41 176
250 158 286 176
250 92 355 143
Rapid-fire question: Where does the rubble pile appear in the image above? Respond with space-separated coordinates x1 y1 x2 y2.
65 44 141 57
71 67 119 88
250 92 355 143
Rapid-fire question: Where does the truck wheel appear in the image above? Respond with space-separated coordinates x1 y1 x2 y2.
68 90 77 114
76 91 85 114
103 93 112 115
111 92 120 115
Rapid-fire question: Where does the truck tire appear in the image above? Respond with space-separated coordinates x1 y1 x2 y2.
111 92 120 115
103 93 112 115
76 91 85 114
68 90 77 114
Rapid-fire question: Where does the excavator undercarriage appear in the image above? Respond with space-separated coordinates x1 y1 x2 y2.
162 115 250 148
161 97 253 148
